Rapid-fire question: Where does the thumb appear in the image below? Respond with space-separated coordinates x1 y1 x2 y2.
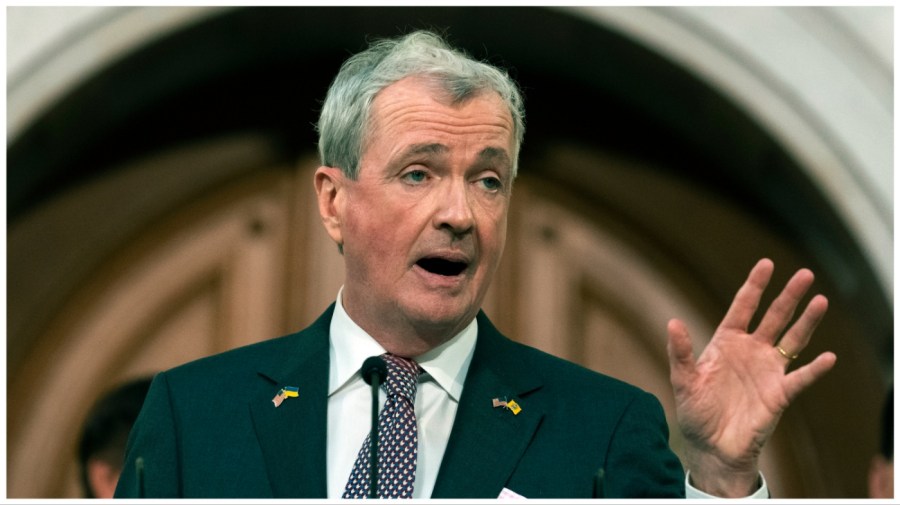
667 318 696 389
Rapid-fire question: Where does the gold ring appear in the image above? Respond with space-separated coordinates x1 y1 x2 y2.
775 345 799 361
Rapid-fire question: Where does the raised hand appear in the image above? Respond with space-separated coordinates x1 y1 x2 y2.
666 258 837 497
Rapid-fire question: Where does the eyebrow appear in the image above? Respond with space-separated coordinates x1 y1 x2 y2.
397 143 511 169
477 147 511 168
401 143 449 159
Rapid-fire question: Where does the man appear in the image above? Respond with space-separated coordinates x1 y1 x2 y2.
868 386 893 498
115 30 836 499
79 377 152 498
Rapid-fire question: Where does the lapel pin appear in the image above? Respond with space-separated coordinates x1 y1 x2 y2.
272 386 299 407
492 396 521 415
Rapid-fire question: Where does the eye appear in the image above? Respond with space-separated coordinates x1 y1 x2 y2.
401 169 428 184
478 176 503 191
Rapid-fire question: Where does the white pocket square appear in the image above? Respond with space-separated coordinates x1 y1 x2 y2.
498 487 526 499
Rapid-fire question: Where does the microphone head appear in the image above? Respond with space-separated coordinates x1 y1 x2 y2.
361 356 387 385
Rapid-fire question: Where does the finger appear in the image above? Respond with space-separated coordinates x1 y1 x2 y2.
775 294 828 357
783 351 837 402
753 268 816 344
666 318 696 391
719 258 774 332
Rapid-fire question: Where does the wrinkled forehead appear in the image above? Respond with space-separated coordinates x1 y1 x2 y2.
363 76 516 154
371 75 509 119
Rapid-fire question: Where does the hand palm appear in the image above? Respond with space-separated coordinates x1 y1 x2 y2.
667 259 836 489
675 328 792 465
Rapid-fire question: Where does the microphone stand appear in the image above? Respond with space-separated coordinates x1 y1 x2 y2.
368 371 380 499
593 467 606 498
361 356 387 499
136 456 145 498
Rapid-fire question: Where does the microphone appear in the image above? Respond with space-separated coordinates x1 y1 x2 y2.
360 356 387 498
361 356 387 386
592 467 606 498
135 456 145 498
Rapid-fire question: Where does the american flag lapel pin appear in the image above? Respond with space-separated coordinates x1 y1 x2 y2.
272 389 286 407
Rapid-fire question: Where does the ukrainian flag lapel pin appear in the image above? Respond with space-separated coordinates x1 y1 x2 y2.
272 386 299 408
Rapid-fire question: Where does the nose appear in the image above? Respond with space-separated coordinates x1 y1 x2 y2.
433 178 475 237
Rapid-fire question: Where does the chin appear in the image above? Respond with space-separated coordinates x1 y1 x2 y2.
403 296 477 332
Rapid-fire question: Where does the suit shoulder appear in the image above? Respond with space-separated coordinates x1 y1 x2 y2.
478 312 650 400
161 305 333 385
162 332 301 382
503 336 653 404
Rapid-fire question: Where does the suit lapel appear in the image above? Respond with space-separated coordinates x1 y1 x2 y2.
432 312 544 498
248 306 333 498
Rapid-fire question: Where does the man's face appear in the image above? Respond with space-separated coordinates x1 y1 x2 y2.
316 76 514 354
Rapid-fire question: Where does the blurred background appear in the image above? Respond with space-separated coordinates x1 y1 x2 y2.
7 6 892 498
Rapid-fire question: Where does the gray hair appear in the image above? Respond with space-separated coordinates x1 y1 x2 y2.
317 30 525 179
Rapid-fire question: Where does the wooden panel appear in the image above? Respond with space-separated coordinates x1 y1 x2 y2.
8 170 297 497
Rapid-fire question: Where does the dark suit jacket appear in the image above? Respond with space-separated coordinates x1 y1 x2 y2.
115 305 685 498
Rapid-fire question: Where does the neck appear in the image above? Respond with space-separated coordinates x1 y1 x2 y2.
361 314 473 358
340 295 475 358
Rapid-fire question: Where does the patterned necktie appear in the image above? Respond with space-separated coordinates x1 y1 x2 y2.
343 353 421 499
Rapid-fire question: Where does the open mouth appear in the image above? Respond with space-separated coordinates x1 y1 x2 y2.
416 257 469 277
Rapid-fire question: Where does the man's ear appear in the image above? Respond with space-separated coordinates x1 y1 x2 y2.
314 166 346 249
86 458 120 499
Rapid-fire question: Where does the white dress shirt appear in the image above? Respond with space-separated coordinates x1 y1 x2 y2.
323 289 766 499
325 288 477 499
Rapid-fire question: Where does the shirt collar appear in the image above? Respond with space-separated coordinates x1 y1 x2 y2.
328 287 477 401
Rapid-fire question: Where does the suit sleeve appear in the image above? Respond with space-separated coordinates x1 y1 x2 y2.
602 390 685 498
114 372 181 498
